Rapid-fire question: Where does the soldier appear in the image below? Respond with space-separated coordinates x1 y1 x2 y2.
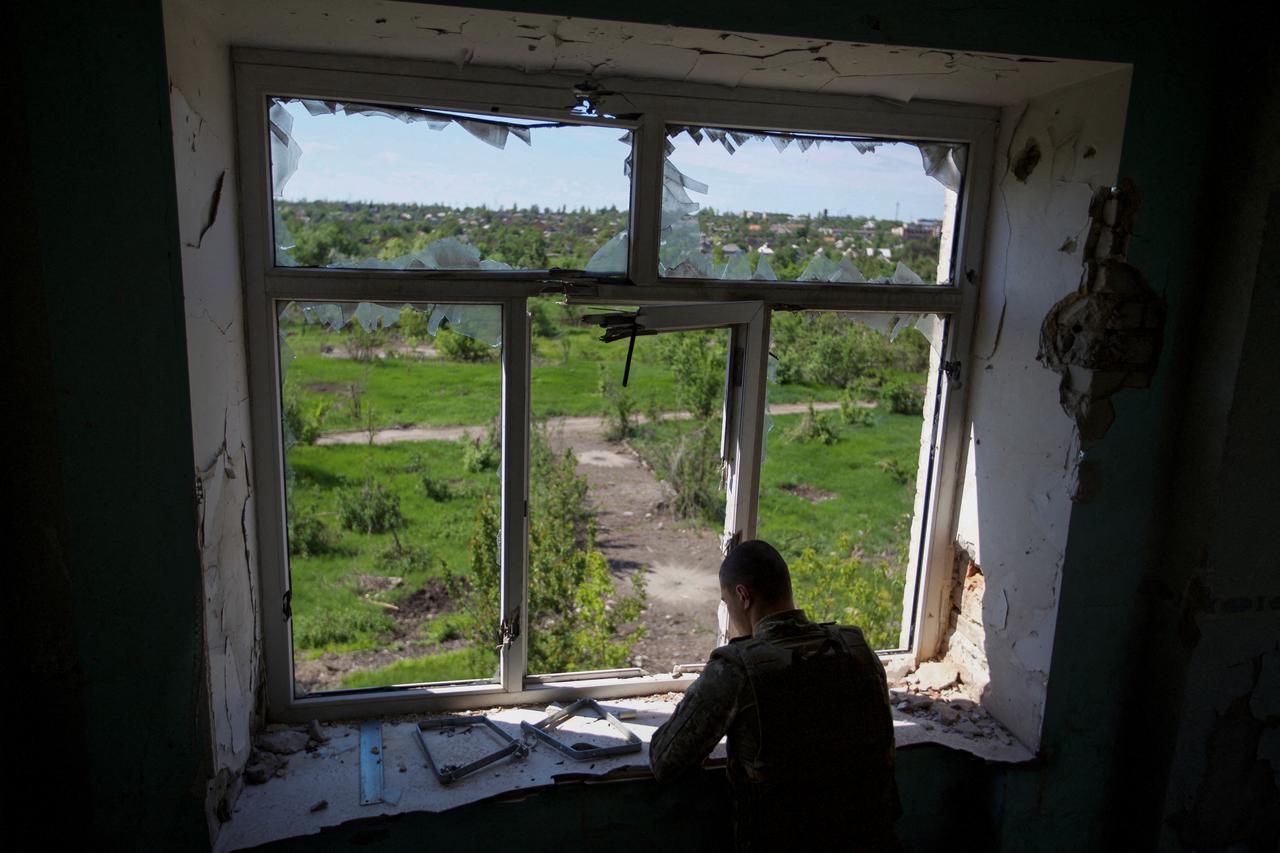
649 540 901 852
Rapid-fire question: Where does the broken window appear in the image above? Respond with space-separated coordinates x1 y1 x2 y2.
269 98 632 273
660 126 962 284
238 53 987 717
277 301 504 694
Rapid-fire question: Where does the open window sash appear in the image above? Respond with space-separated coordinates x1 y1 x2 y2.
584 302 771 652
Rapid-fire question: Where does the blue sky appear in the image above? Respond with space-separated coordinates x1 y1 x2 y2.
278 101 948 221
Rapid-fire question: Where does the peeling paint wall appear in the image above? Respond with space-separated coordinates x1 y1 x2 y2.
163 2 261 837
951 70 1132 748
172 1 1121 107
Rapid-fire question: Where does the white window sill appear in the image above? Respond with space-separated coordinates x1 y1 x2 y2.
215 691 1032 852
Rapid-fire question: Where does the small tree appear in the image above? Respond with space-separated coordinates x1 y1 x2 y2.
450 429 645 672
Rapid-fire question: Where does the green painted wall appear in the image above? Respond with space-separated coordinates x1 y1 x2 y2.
14 0 211 846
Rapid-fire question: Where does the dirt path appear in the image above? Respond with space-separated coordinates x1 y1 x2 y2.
316 401 843 446
543 425 725 673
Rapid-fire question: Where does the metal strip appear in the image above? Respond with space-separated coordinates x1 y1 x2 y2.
359 721 384 805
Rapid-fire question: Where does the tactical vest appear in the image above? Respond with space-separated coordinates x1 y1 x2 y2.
714 621 900 851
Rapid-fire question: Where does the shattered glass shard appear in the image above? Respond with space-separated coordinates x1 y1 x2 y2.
456 119 509 149
585 231 628 273
753 254 778 281
890 262 926 285
917 143 965 192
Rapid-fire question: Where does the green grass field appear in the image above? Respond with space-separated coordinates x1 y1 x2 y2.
283 302 929 679
758 411 920 559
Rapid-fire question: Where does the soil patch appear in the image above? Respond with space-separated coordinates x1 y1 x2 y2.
780 483 838 503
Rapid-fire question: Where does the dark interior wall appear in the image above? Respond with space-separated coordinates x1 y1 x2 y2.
12 0 1275 848
12 0 211 847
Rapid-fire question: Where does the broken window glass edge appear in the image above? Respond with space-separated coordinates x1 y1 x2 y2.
664 126 965 191
278 300 504 348
269 234 630 276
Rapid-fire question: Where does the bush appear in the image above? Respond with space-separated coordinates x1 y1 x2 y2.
655 331 726 419
287 502 338 557
282 390 329 446
528 299 559 339
839 392 877 427
450 429 646 673
877 458 914 486
374 536 435 577
419 475 453 502
435 326 494 362
787 402 839 445
770 312 930 387
461 423 500 473
398 306 432 343
344 325 386 361
337 478 405 534
789 541 905 650
599 368 637 441
666 428 724 523
882 379 925 415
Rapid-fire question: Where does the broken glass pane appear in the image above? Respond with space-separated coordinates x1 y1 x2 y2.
660 125 963 285
268 98 631 273
759 310 943 651
277 301 504 694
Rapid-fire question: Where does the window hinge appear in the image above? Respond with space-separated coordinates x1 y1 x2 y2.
942 360 962 383
731 346 745 388
282 588 292 622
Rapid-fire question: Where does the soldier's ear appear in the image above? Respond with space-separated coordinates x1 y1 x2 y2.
735 583 751 608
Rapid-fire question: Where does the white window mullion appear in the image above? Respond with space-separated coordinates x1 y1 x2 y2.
721 306 771 552
498 299 530 692
627 112 665 286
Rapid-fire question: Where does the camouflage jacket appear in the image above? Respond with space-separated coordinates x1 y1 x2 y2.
649 609 900 851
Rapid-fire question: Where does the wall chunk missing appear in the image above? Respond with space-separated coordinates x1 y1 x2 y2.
941 548 991 694
1038 179 1165 439
1011 137 1042 181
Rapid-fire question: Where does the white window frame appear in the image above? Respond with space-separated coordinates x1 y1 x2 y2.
234 48 997 721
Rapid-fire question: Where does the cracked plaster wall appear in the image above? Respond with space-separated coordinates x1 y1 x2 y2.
951 70 1132 748
163 1 261 835
172 1 1121 107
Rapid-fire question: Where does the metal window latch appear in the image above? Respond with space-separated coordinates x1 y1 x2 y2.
282 589 292 621
942 360 962 382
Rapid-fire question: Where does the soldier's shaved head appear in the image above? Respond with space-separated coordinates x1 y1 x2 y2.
719 540 792 604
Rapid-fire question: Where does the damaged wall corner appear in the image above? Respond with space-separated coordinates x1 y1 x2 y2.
952 68 1132 750
1038 178 1166 440
164 2 263 841
940 547 993 696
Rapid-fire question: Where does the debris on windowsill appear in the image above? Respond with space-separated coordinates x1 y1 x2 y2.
215 689 1027 851
887 670 1033 762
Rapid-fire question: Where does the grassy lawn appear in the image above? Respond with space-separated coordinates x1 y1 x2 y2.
758 410 921 559
286 440 496 656
339 647 497 689
282 309 863 435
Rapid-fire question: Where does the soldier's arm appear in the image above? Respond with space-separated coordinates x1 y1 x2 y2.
648 656 743 781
